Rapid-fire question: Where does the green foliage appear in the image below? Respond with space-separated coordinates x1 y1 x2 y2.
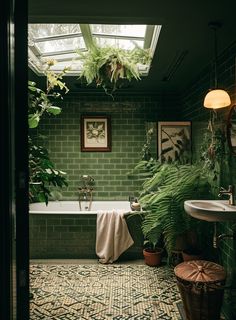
140 127 154 161
139 163 213 254
28 62 69 129
28 62 69 203
77 45 151 96
29 136 68 204
200 124 226 176
199 111 227 196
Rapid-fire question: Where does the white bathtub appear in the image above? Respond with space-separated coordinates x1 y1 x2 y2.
29 200 143 259
29 201 131 214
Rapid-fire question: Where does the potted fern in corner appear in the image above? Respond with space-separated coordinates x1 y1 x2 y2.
128 123 215 264
139 162 214 262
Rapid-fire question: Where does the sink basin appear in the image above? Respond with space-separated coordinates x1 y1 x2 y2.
184 200 236 222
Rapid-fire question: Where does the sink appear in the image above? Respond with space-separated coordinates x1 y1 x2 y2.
184 200 236 222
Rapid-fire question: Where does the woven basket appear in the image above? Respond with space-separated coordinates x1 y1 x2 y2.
174 260 226 320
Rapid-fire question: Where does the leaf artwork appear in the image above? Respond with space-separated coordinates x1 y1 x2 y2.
159 124 191 164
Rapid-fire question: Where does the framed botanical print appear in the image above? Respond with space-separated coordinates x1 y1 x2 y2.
158 121 191 163
81 115 111 152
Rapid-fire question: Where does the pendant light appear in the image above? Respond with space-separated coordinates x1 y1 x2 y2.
203 22 231 109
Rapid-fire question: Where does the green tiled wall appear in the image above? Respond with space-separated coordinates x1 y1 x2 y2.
38 94 180 200
181 41 236 320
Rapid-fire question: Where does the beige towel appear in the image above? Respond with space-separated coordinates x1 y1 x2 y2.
96 210 134 264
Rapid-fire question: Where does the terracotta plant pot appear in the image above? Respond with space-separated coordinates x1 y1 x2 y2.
143 248 163 267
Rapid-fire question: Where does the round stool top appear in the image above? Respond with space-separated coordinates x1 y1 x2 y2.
174 260 226 283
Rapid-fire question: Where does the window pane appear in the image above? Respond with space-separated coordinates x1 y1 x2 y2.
91 24 146 38
95 37 144 50
35 37 85 54
29 24 81 39
49 60 83 72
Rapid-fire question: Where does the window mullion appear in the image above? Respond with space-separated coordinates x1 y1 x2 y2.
79 24 95 50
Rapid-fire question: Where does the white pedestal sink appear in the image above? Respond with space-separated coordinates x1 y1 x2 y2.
184 200 236 222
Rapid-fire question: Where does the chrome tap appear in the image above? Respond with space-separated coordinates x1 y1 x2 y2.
78 175 95 211
218 185 235 206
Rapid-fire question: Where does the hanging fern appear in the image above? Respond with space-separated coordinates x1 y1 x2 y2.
77 45 152 96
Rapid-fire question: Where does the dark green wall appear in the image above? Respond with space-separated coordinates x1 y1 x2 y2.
181 40 236 320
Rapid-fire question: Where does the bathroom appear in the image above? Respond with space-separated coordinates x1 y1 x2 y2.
1 1 236 319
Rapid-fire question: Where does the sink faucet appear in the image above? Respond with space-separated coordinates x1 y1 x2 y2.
218 185 235 206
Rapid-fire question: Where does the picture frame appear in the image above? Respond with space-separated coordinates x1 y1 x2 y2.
81 115 111 152
158 121 191 163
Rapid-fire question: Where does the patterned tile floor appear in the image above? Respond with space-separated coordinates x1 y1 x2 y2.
30 260 182 320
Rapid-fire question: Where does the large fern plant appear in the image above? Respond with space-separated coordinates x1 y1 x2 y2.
134 162 214 256
77 45 151 96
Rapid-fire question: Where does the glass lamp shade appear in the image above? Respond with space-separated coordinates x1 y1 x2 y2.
203 89 231 109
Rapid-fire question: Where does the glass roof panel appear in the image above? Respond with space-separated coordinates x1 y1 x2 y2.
48 60 83 72
29 24 82 39
35 37 85 54
90 24 146 38
94 37 144 50
28 24 161 76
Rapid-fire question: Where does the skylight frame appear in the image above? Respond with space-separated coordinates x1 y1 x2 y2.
28 23 161 76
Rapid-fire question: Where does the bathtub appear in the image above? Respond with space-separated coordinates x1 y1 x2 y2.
29 200 131 214
29 201 143 259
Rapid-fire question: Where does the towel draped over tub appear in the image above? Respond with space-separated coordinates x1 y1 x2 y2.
96 210 134 264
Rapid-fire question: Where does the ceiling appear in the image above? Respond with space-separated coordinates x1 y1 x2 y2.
28 0 236 94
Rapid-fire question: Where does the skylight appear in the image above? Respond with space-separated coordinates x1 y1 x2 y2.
28 24 161 76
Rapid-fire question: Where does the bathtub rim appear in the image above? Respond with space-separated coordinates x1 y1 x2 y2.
29 200 132 215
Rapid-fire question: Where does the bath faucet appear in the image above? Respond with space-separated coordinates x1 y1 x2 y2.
78 175 95 211
218 185 235 206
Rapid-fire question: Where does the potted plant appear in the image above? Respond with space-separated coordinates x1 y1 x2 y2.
143 239 163 267
76 45 151 96
128 159 215 262
128 123 215 263
140 163 214 257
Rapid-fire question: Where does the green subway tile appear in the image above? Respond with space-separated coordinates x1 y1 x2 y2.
54 226 69 232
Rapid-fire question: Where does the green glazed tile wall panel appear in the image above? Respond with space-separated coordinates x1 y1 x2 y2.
39 94 180 200
181 41 236 320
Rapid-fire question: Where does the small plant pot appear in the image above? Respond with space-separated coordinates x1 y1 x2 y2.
182 248 202 261
143 248 163 267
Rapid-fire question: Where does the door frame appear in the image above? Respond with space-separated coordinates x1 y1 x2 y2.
0 0 29 319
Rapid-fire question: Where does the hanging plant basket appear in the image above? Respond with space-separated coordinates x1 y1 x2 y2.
77 45 152 96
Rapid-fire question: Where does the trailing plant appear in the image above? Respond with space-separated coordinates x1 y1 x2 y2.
140 126 154 161
28 61 69 204
127 124 159 182
200 110 227 195
77 45 151 97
